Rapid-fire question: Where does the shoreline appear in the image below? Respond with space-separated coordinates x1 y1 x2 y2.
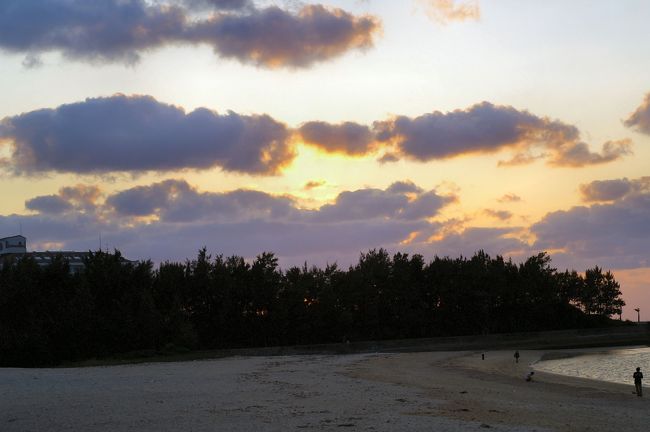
2 346 648 431
531 345 649 388
46 324 648 369
351 348 648 431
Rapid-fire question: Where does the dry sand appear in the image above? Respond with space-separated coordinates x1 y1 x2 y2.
1 349 647 431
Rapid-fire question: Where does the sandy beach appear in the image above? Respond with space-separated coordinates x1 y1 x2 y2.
1 349 647 431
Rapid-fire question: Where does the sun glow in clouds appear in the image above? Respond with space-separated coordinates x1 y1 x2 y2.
0 0 649 318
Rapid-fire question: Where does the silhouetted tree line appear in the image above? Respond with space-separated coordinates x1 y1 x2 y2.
0 248 626 366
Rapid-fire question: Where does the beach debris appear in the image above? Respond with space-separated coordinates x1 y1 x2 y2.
480 423 492 428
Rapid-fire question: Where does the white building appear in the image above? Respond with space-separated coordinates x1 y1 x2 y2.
0 235 132 273
0 235 27 255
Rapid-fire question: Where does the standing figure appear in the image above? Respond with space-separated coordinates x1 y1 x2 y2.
514 350 520 363
633 367 643 397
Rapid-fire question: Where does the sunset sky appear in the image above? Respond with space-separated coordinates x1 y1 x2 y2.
1 0 648 319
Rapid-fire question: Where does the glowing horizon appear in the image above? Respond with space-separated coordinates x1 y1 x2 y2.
0 0 648 320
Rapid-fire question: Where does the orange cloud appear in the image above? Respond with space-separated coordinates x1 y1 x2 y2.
417 0 480 24
497 193 522 203
304 180 326 190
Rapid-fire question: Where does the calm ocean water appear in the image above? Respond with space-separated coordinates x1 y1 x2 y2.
534 347 650 385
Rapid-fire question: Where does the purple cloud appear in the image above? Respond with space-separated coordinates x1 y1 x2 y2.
178 0 252 11
624 93 650 135
24 184 102 214
298 121 376 155
2 97 629 176
102 179 454 224
374 102 630 167
14 179 454 265
484 209 513 221
25 195 72 215
0 1 380 68
414 227 531 262
187 5 381 68
300 102 631 167
0 0 186 64
0 94 294 175
12 176 650 272
532 182 650 269
310 183 454 222
106 179 297 222
580 178 632 202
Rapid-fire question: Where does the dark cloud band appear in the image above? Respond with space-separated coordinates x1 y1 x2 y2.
298 102 631 167
187 5 380 68
24 178 453 226
0 94 294 175
0 97 631 176
376 102 629 167
0 1 381 68
14 179 454 264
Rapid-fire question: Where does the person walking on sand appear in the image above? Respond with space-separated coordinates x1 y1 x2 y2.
633 367 643 397
514 350 520 363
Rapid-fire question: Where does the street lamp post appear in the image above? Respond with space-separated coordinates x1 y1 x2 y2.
634 308 640 323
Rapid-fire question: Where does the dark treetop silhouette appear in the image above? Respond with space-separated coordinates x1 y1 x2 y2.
0 248 625 367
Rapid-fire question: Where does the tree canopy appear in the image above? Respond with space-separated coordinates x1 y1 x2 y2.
0 248 626 366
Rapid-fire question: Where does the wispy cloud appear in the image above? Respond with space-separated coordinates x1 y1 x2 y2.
484 209 513 221
304 180 326 190
417 0 480 25
497 193 522 203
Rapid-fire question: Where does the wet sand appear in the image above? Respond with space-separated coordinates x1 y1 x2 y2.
1 349 647 431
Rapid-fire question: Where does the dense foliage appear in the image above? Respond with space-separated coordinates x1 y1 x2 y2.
0 248 625 366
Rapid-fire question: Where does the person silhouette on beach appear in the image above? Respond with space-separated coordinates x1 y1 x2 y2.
633 367 643 397
514 350 520 363
525 371 534 382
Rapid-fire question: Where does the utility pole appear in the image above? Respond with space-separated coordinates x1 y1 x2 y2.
634 308 640 323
